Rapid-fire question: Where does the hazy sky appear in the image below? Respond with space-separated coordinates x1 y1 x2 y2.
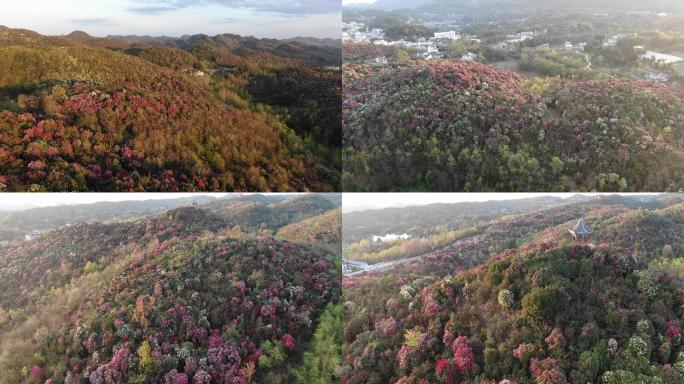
0 193 228 210
0 0 341 38
342 0 377 4
342 193 661 212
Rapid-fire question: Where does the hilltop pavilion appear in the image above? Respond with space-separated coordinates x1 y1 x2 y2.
569 218 593 243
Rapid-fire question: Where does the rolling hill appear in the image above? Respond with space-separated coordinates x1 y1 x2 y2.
0 196 218 247
0 27 341 191
278 208 343 248
342 242 684 384
0 195 342 383
341 195 684 384
343 61 684 192
343 194 684 271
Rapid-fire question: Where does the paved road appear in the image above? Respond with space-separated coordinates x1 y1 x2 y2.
345 254 426 276
344 239 469 277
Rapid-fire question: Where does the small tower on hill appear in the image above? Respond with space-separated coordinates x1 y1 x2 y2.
569 218 593 244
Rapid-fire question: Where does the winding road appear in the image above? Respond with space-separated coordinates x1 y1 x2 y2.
344 239 470 277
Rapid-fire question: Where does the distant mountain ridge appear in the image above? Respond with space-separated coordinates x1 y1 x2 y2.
106 34 340 47
102 32 341 66
0 196 217 247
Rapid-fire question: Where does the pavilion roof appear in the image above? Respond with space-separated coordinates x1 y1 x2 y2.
572 218 593 234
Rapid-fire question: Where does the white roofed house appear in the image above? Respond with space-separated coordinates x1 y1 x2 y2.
373 56 389 65
507 31 535 44
24 230 41 241
603 38 617 48
603 33 629 48
461 52 477 61
639 51 684 65
646 72 669 82
372 233 411 242
434 31 460 41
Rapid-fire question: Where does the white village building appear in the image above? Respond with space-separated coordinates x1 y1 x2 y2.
372 233 411 242
434 31 460 41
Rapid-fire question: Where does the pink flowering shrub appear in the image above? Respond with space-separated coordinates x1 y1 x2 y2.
281 333 296 349
29 365 42 382
667 320 682 343
452 336 474 373
530 358 566 384
545 328 566 351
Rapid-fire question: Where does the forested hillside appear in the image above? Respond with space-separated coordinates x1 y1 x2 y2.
343 196 566 245
343 61 684 191
342 195 684 384
342 243 684 384
0 27 341 191
0 195 342 383
351 196 684 269
0 196 217 247
278 208 343 249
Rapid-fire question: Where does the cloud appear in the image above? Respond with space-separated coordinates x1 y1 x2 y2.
127 5 179 14
211 17 245 23
69 18 115 26
133 0 340 15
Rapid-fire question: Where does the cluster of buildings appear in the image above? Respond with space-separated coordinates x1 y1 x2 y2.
434 31 460 41
506 30 537 43
495 29 587 56
602 37 682 83
344 21 480 63
563 41 587 51
603 34 683 65
342 22 385 44
496 30 587 52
